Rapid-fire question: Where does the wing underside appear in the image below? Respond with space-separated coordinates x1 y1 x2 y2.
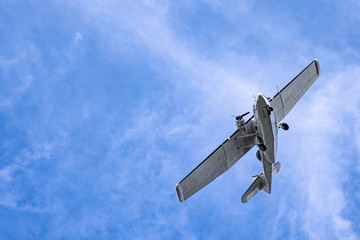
176 118 256 202
271 60 320 123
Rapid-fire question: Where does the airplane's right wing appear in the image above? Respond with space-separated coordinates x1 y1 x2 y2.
271 60 320 123
176 118 257 202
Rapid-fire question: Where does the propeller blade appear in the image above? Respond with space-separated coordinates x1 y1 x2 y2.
229 112 250 120
240 111 250 118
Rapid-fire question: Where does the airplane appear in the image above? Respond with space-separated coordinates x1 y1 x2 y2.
176 59 320 203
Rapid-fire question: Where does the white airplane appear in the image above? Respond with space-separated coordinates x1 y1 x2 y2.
176 60 320 203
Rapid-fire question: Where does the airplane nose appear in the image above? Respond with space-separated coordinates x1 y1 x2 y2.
256 93 267 102
256 93 263 102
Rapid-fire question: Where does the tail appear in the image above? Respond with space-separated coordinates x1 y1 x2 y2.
241 162 281 203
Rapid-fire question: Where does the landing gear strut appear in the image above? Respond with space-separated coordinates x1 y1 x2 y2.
259 144 267 151
266 106 273 115
256 150 261 161
257 136 267 151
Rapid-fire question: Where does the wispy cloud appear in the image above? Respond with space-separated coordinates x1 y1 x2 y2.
273 65 360 239
1 0 360 239
0 43 38 108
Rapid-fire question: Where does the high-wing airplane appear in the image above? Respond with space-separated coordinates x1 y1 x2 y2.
176 59 320 203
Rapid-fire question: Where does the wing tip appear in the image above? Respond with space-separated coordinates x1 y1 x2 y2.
314 59 321 76
176 183 185 202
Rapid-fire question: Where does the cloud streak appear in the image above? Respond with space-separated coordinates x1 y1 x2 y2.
1 0 360 239
275 66 360 239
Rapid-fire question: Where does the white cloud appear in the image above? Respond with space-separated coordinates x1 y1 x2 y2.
68 32 84 58
74 32 83 43
0 43 38 109
278 65 360 239
68 1 360 238
1 0 360 239
0 165 19 182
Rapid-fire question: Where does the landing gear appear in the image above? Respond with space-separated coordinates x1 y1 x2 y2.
257 136 267 151
259 144 267 151
279 122 289 131
256 150 261 161
266 106 273 115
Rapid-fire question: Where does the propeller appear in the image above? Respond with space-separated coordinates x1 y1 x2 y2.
229 111 250 120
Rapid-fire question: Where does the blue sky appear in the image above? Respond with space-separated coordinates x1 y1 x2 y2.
1 0 360 239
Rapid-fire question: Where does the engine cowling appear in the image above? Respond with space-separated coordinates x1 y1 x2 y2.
234 112 250 132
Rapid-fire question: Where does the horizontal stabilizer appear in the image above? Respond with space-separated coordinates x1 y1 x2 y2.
272 162 281 178
241 175 264 203
241 162 281 203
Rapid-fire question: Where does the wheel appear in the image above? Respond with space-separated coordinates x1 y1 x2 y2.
259 144 267 151
281 123 289 131
266 106 273 116
256 150 262 161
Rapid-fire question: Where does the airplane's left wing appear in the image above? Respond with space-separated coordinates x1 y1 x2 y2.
271 60 320 123
176 118 257 202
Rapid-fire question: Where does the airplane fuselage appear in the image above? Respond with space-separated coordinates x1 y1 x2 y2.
251 93 279 193
254 93 278 163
